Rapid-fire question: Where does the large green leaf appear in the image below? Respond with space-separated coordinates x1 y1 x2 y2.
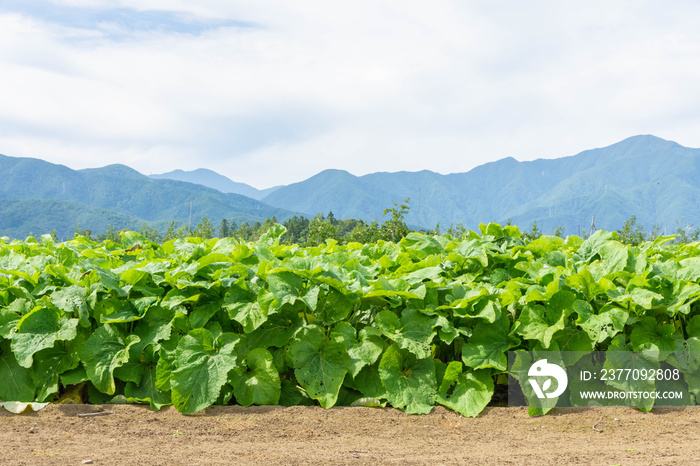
223 284 268 333
32 335 85 402
50 285 91 328
288 326 350 408
630 317 677 352
603 351 659 411
131 306 177 355
516 290 575 348
576 303 629 343
436 362 493 417
378 344 436 414
314 286 355 324
266 270 306 307
0 341 35 402
12 305 79 368
80 324 140 395
462 314 520 371
232 348 281 406
170 328 239 414
332 322 385 377
0 300 24 339
375 308 436 359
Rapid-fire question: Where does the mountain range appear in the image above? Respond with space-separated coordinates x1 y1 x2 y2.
2 134 698 239
150 168 281 200
0 155 294 239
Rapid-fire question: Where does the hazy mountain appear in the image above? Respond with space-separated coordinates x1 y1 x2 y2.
0 199 144 240
150 168 280 200
0 155 296 239
262 135 700 235
3 134 698 240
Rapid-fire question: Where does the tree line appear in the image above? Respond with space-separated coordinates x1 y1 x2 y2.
69 201 699 246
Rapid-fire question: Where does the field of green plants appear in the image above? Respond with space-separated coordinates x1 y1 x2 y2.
1 223 699 417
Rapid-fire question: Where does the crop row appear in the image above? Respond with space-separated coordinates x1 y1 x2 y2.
1 224 699 416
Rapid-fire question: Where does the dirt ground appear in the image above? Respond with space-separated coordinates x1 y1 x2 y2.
1 404 699 465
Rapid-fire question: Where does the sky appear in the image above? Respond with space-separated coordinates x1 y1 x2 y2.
1 1 700 189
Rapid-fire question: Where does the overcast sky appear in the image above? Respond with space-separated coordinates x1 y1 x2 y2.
1 1 699 189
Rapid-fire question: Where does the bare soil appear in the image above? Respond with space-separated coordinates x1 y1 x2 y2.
1 404 699 465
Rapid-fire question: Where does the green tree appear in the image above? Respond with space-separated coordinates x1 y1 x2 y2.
282 216 311 244
139 223 162 243
237 222 253 241
74 223 93 240
427 222 441 236
522 221 542 241
308 213 338 245
381 198 411 242
163 221 186 241
673 219 700 244
191 216 216 239
617 215 646 245
446 223 467 238
219 219 230 238
349 220 382 243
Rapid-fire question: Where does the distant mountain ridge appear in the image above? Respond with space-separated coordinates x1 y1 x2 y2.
1 134 698 240
0 155 296 239
150 168 280 200
259 135 700 235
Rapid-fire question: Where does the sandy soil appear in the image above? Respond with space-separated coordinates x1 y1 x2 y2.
1 404 699 465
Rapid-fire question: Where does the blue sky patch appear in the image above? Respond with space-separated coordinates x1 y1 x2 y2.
1 0 255 36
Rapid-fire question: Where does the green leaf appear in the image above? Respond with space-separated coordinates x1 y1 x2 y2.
267 270 306 307
603 351 658 411
565 269 614 299
278 380 314 407
378 344 436 414
509 347 564 416
245 314 300 348
170 328 239 414
124 365 172 410
189 300 221 329
288 326 350 408
12 305 79 368
436 362 493 418
80 324 140 395
462 315 520 371
232 348 281 406
50 285 91 328
60 365 88 385
96 298 143 324
314 287 354 324
0 341 35 401
131 306 177 355
668 337 700 373
516 291 575 348
629 317 677 352
375 308 436 359
332 322 384 377
599 241 629 274
552 327 594 366
114 362 145 384
226 300 266 333
32 335 85 402
349 365 386 398
577 230 615 262
576 303 629 344
0 302 23 339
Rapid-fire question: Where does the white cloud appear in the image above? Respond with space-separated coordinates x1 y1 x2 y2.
0 1 699 188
